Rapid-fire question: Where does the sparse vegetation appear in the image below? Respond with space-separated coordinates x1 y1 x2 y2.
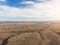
0 22 60 45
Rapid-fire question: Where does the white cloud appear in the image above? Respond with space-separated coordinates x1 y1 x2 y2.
0 0 60 21
20 1 35 5
0 0 6 1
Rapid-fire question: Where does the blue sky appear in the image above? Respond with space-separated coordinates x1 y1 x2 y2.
0 0 60 21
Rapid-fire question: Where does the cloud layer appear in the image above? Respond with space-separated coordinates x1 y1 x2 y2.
0 0 60 21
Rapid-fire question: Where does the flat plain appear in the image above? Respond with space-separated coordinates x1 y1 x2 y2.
0 22 60 45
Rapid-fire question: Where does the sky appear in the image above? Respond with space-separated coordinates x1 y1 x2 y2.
0 0 60 21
